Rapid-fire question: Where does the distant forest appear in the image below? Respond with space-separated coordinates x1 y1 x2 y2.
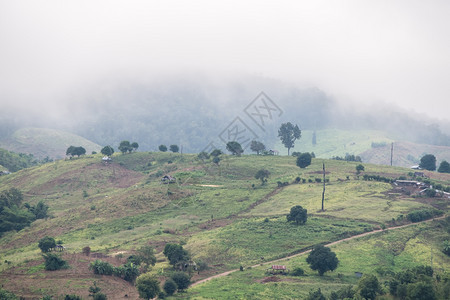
1 75 449 153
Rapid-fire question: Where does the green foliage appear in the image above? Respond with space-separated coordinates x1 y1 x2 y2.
136 245 157 267
169 144 179 153
89 260 114 275
163 278 178 295
38 236 56 253
438 160 450 173
419 154 437 171
0 288 19 300
306 288 326 300
286 205 307 225
136 273 161 300
0 148 38 172
329 285 355 300
197 151 210 160
226 141 243 156
254 169 270 185
118 141 133 154
163 243 190 268
442 240 450 256
100 145 114 157
332 154 362 162
356 164 365 173
306 245 339 276
296 153 312 168
250 141 266 155
291 267 305 276
158 145 167 152
131 142 139 152
278 122 301 155
29 200 49 219
66 146 86 157
406 208 443 222
43 253 68 270
407 281 437 300
64 295 81 300
171 272 191 291
357 274 381 300
210 149 222 157
121 262 140 282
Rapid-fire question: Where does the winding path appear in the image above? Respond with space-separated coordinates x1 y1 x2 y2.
191 215 446 287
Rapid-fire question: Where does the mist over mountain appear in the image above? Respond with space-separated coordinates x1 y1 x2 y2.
1 74 449 155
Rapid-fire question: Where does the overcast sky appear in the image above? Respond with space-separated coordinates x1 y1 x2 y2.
1 0 449 121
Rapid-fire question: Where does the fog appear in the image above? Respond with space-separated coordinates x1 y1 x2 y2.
1 0 449 125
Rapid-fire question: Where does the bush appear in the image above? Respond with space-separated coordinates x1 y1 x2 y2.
407 209 443 223
64 295 81 300
38 236 56 253
82 246 91 256
171 272 191 291
90 260 114 275
163 278 178 295
43 253 68 271
296 153 312 168
291 267 305 276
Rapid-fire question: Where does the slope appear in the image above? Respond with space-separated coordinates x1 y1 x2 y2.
0 127 101 159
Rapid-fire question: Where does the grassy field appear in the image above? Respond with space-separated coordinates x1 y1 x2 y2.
0 151 448 299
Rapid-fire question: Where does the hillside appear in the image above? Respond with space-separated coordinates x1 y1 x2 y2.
0 152 448 299
279 129 450 168
0 127 101 159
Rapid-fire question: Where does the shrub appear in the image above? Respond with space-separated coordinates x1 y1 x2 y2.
90 260 114 275
43 253 68 271
163 278 178 295
38 236 56 253
171 272 191 291
406 209 443 223
82 246 91 256
291 267 305 276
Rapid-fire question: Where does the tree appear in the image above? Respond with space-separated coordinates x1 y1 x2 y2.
171 272 191 291
66 146 76 157
170 145 179 153
306 245 339 276
136 245 157 271
286 205 307 225
212 156 221 165
297 153 312 168
406 281 437 300
43 253 68 270
197 151 210 160
210 149 223 157
250 141 266 155
73 146 86 157
101 146 114 157
358 274 381 300
38 236 56 253
255 169 270 185
226 141 243 156
163 243 190 268
118 141 132 154
356 164 365 174
131 142 139 152
136 273 161 300
419 154 436 171
438 160 450 173
163 278 178 296
278 122 301 155
159 145 167 152
306 288 326 300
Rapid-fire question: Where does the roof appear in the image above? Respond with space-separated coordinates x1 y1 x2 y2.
271 265 286 270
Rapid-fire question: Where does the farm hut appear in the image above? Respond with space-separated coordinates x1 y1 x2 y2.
267 265 288 275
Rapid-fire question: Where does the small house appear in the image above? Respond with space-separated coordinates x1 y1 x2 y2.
267 265 288 274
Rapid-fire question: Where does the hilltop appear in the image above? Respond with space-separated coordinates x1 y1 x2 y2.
0 152 448 299
0 127 101 159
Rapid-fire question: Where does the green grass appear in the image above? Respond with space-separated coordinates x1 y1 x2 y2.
0 151 448 299
186 219 449 299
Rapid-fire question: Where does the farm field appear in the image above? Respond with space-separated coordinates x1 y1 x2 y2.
0 152 448 299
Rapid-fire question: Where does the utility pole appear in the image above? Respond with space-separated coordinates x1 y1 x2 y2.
322 162 326 211
390 142 394 166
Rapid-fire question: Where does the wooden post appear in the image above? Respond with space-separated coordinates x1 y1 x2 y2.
390 142 394 166
322 162 325 211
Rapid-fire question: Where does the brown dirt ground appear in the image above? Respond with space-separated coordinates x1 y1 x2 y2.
0 252 140 300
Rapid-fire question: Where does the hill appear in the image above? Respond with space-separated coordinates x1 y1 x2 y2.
0 148 39 172
277 129 450 168
0 152 448 299
0 127 101 159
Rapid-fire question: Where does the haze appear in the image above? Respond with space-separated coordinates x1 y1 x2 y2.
1 0 449 122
